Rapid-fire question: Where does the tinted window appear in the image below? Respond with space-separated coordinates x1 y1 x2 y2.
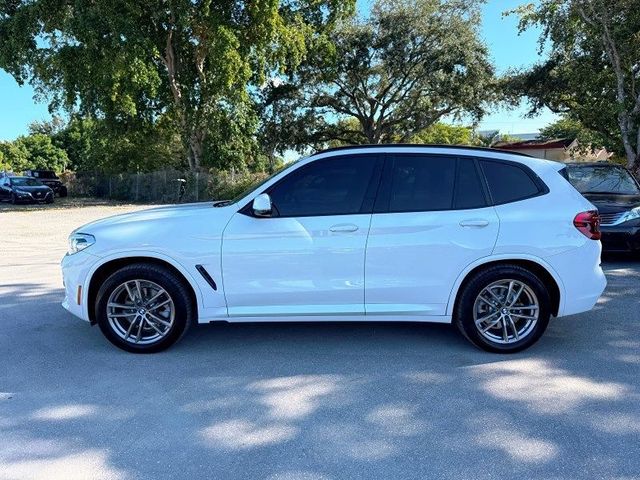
566 165 640 195
269 155 377 217
387 155 455 212
480 161 541 204
454 158 487 209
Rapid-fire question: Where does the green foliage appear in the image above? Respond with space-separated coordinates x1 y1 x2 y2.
538 116 610 152
410 123 475 145
207 169 270 201
0 140 29 172
0 134 67 172
0 0 355 171
509 0 640 169
274 0 496 148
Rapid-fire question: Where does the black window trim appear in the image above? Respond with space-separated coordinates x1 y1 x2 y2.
239 153 384 218
477 157 549 206
373 153 493 214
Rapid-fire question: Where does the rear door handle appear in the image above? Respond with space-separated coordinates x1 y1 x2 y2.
460 219 490 228
329 224 359 233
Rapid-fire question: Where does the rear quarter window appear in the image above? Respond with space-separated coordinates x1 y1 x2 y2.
480 160 543 205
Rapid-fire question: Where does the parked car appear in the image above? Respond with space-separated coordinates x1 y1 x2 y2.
564 162 640 253
61 145 606 354
23 169 68 197
0 175 54 204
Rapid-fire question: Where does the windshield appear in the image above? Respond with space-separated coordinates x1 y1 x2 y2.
32 171 57 179
566 166 640 195
221 160 301 206
11 177 43 187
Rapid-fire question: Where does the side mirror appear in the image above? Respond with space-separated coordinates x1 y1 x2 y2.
252 193 273 217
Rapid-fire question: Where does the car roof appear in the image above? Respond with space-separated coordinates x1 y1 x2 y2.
309 144 562 173
315 144 534 158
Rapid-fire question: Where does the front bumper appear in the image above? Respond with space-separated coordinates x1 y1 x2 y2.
14 190 53 203
61 251 100 322
601 225 640 253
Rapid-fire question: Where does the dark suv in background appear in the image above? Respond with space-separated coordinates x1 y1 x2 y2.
23 170 67 197
565 162 640 253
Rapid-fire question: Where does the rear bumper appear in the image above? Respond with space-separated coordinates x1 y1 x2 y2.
601 226 640 253
546 240 607 317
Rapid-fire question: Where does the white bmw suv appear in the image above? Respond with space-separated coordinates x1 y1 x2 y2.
61 145 606 353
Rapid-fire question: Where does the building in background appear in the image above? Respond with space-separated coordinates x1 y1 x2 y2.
493 138 612 162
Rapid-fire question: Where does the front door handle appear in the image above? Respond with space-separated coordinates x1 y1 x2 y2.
460 219 490 228
329 224 359 233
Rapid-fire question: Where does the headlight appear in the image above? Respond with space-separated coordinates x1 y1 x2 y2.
68 233 95 255
620 207 640 223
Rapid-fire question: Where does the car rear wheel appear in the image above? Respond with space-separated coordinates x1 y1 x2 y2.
454 265 551 353
95 263 193 353
59 186 68 197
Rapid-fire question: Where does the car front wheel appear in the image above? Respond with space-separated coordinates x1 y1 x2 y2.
95 263 193 353
454 265 551 353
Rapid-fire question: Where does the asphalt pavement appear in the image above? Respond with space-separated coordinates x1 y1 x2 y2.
1 203 639 480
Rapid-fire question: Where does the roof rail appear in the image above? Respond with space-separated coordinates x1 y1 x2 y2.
311 143 534 158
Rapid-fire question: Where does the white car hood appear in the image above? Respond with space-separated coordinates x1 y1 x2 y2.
72 202 238 258
76 202 225 232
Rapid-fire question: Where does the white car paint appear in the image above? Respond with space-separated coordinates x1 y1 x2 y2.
61 146 606 327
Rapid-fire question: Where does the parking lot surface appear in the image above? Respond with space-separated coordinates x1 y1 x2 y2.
1 202 639 480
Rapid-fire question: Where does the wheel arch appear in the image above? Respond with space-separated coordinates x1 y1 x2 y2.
447 256 563 318
86 254 200 324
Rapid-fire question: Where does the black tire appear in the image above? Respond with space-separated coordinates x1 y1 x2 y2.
454 264 551 353
46 197 54 204
95 263 194 353
59 186 68 197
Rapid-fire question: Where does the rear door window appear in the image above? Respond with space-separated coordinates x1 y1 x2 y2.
386 154 456 212
454 158 487 209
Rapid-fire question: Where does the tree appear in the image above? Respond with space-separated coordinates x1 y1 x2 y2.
0 140 29 172
510 0 640 171
277 0 496 147
0 1 354 171
0 134 68 172
410 123 475 145
16 134 69 171
538 116 611 151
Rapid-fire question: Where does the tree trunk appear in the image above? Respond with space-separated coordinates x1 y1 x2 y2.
188 128 205 171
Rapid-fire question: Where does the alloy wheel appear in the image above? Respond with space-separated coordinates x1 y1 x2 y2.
106 279 175 345
473 279 539 345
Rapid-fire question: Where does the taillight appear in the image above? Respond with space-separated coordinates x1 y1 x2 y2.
573 210 601 240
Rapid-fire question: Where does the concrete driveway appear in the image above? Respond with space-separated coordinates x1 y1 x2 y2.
1 202 639 480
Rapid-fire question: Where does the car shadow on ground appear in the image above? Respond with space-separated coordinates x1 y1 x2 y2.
1 259 639 480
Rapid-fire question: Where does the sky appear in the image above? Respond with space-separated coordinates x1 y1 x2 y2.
0 0 557 142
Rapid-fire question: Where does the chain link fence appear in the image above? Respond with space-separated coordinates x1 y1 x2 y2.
60 169 268 204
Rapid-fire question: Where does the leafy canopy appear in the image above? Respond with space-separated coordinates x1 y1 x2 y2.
281 0 496 147
0 0 354 170
509 0 640 169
